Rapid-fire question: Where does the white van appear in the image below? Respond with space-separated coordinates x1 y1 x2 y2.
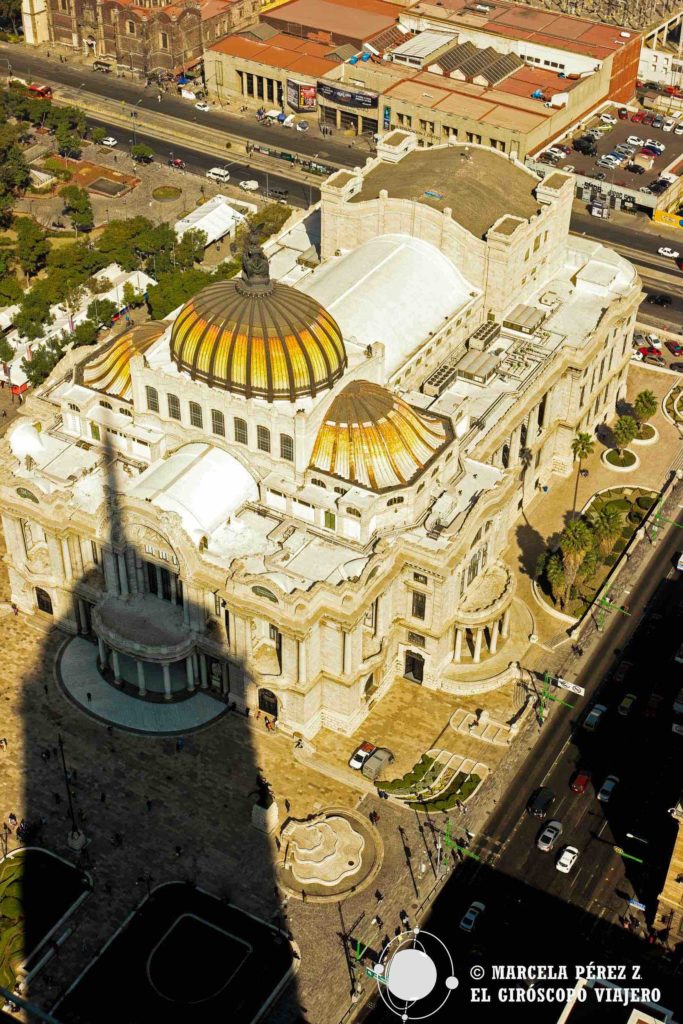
206 167 230 183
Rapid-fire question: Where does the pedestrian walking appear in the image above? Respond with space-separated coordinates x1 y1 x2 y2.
256 709 261 720
174 845 183 857
176 737 185 752
53 792 61 804
375 889 384 902
86 692 92 704
43 684 49 696
264 716 270 730
11 603 18 615
285 799 290 813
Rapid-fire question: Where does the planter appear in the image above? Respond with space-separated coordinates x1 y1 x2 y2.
152 185 182 202
632 424 658 445
601 449 639 473
531 580 578 624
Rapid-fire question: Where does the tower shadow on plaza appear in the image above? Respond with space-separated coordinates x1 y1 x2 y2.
8 430 300 1023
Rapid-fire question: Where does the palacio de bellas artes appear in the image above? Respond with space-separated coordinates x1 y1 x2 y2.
0 134 639 739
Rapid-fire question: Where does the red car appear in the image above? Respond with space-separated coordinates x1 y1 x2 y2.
644 693 663 718
639 346 661 357
642 113 656 125
571 770 591 794
666 340 683 356
631 110 645 123
618 107 629 119
168 157 186 169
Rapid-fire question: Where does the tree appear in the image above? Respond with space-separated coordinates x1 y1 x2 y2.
21 335 67 388
0 0 22 34
560 519 593 597
0 248 21 304
97 217 155 271
146 268 211 320
0 123 30 226
15 217 51 278
122 281 144 309
87 298 118 326
0 335 14 363
570 431 594 517
14 290 53 341
633 390 657 433
55 126 82 160
545 553 568 609
61 185 94 232
613 415 638 456
175 228 207 270
589 505 622 558
131 143 154 164
90 127 107 146
71 320 99 347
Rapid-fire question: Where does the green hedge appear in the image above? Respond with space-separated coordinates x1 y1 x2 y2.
379 753 435 794
605 498 631 514
636 495 655 510
407 772 481 812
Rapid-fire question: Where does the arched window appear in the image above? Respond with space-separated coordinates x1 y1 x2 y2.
234 417 247 445
211 409 225 436
311 478 326 488
346 507 361 517
257 425 271 453
99 400 112 410
501 443 510 469
189 402 203 428
280 434 294 461
485 519 493 533
474 527 482 544
258 688 278 717
387 496 404 507
119 408 132 418
146 386 159 412
35 588 53 614
467 550 481 586
68 402 80 412
167 394 181 421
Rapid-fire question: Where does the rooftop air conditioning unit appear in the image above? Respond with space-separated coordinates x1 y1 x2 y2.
620 31 630 37
475 3 491 9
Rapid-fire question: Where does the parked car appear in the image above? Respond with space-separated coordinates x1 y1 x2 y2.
361 747 394 780
195 101 210 112
670 361 683 372
647 293 672 306
613 659 634 683
597 774 619 802
239 180 259 191
583 704 607 731
660 247 682 259
296 120 309 132
528 787 556 819
666 340 683 356
626 135 644 145
675 123 683 136
642 113 656 125
645 138 665 150
537 819 563 852
626 164 646 174
348 741 377 770
631 110 645 122
556 846 579 874
168 158 185 169
645 693 663 718
639 346 662 358
644 354 666 366
652 115 664 128
601 113 617 125
617 693 637 716
459 901 485 932
663 118 676 131
570 769 591 794
101 136 117 147
618 107 629 119
92 60 113 73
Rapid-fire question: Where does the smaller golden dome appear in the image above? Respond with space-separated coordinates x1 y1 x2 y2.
82 322 166 401
310 380 452 492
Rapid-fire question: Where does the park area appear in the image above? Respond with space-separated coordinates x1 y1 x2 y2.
0 848 91 992
53 882 294 1023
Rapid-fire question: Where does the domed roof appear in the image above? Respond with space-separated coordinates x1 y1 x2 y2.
82 322 166 401
170 236 346 402
309 380 452 492
9 420 46 460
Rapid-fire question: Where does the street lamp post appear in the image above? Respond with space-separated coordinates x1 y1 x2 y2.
58 733 87 851
626 832 649 844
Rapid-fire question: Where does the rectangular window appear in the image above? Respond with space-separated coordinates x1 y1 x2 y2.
211 409 225 436
413 572 428 585
91 540 99 565
257 425 271 452
160 31 168 49
90 422 100 441
127 20 135 34
167 394 181 420
280 434 294 461
269 623 279 642
189 402 203 428
412 591 426 620
234 417 247 444
324 510 336 531
146 386 159 412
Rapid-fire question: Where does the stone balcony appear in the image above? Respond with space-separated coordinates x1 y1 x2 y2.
92 593 194 662
455 562 515 627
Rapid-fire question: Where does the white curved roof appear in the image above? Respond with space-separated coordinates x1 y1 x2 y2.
9 420 47 460
130 443 258 543
297 234 475 374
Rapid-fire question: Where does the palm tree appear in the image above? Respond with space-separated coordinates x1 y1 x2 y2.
589 505 622 558
613 415 638 457
633 390 658 438
570 432 595 517
545 553 568 609
519 446 533 509
560 519 594 597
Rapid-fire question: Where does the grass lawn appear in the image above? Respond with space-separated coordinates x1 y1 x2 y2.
605 449 637 468
152 186 182 201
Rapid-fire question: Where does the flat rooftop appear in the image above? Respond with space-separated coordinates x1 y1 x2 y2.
349 146 540 239
263 0 402 46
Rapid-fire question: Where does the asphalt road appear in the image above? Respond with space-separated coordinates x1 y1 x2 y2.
0 43 360 169
364 503 683 1023
84 115 320 210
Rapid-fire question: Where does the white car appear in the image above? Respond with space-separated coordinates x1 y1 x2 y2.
296 120 309 132
206 167 230 183
239 180 259 191
626 135 644 145
102 136 117 147
597 774 619 803
645 139 665 150
631 350 644 362
658 247 680 259
348 741 377 770
556 846 579 874
675 124 683 136
601 113 617 125
195 101 210 112
459 901 485 932
663 118 675 132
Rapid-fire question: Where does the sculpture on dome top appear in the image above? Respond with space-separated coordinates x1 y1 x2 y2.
241 230 271 289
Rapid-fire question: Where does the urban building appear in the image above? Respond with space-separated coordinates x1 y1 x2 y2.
638 9 683 88
20 0 259 73
204 0 641 158
0 135 640 736
655 797 683 946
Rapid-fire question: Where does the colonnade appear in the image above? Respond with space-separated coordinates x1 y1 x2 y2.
96 636 229 700
453 607 510 665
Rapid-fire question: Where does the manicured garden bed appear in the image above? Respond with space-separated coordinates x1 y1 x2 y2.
407 771 481 812
636 423 656 441
152 185 182 201
605 449 637 468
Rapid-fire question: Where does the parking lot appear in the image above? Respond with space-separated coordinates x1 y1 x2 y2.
540 106 683 197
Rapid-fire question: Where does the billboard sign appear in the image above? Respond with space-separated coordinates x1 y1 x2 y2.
317 81 378 109
286 79 317 112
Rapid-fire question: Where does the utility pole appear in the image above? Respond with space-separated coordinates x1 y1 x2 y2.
595 581 630 632
58 733 87 854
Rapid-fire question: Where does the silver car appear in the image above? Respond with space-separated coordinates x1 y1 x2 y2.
537 819 563 852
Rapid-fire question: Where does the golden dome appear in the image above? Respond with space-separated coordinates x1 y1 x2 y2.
82 322 166 401
170 238 346 402
310 380 452 492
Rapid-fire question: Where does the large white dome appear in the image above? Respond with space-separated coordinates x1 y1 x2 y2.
9 420 46 460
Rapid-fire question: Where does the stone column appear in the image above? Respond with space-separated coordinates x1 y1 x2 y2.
97 635 107 670
112 649 121 684
155 564 163 597
186 655 195 692
162 663 172 700
61 538 73 580
509 423 523 466
103 549 119 594
200 654 208 690
490 618 500 655
183 595 190 627
117 552 129 597
47 535 65 577
298 638 307 684
341 629 350 676
136 556 145 594
501 607 510 639
221 662 229 696
473 627 483 664
170 573 177 606
453 626 463 663
78 599 88 635
136 660 146 697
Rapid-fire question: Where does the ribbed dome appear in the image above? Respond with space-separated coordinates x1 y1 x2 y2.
82 322 166 401
170 237 346 402
310 380 452 492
